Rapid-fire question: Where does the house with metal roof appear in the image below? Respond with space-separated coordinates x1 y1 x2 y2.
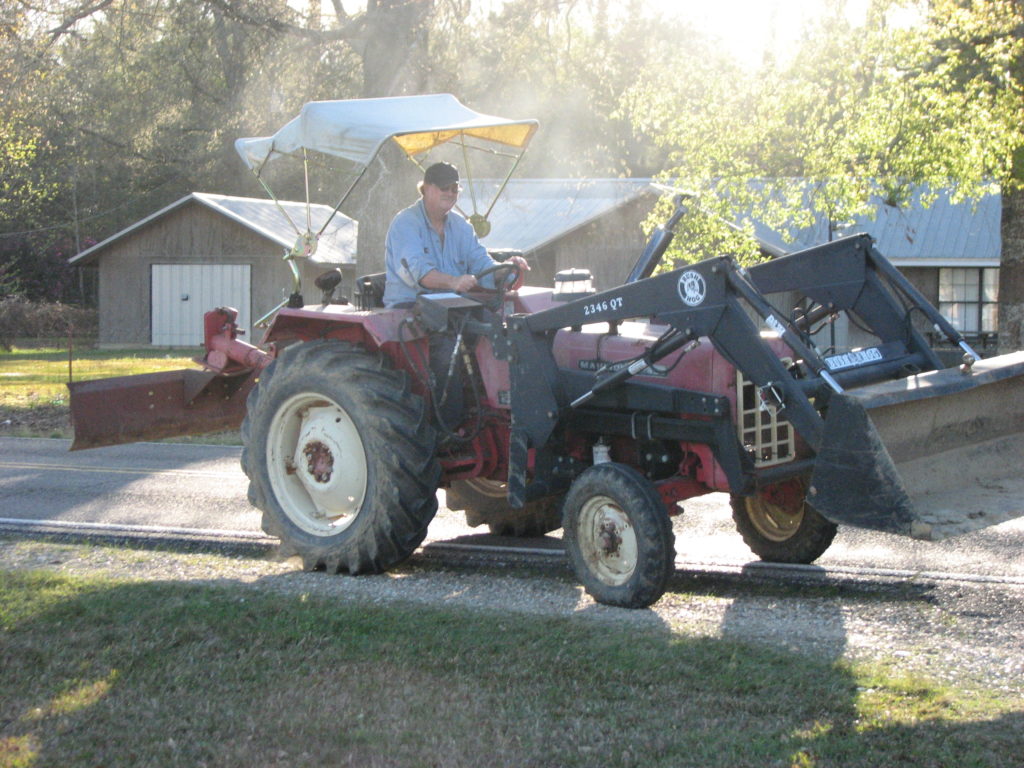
70 193 357 346
748 187 1002 353
750 187 1000 265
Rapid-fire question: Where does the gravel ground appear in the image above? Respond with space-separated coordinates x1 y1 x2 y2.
3 532 1022 698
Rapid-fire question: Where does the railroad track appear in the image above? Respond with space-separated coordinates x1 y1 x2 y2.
5 516 1023 590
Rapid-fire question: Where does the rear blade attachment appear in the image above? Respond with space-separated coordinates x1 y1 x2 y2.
68 368 258 451
809 351 1024 540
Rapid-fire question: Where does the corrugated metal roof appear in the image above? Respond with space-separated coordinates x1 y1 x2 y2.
70 193 357 265
468 179 999 265
463 178 657 253
71 181 998 268
749 187 1001 265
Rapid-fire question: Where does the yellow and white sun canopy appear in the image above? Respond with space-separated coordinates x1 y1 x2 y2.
235 93 538 172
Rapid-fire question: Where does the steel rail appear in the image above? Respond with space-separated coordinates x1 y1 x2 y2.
3 517 1023 589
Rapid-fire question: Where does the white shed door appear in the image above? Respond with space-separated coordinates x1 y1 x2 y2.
151 264 251 346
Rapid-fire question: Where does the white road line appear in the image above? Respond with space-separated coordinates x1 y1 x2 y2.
0 461 241 479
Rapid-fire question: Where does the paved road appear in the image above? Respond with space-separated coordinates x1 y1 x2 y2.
0 437 260 535
2 436 1022 581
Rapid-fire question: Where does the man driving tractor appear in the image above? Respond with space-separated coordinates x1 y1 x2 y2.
382 161 529 429
382 161 529 306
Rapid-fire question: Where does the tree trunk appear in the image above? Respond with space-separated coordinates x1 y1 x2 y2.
345 141 420 280
360 0 432 97
999 186 1024 353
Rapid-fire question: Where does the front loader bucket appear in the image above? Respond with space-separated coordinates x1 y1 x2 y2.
68 368 257 451
808 351 1024 541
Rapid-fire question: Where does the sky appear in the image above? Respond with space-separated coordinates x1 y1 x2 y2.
649 0 872 67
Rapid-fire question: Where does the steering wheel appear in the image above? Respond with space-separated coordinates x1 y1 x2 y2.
473 262 521 294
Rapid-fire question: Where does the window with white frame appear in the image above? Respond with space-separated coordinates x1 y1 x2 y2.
938 268 999 334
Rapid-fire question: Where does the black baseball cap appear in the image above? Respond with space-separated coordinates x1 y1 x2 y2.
423 162 460 188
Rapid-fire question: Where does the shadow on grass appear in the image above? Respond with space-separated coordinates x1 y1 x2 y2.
2 569 1021 768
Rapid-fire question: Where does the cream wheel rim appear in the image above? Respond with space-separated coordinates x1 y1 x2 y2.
266 392 368 536
745 495 804 542
576 495 638 586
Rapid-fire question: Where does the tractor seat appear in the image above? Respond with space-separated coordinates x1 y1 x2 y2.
356 272 386 309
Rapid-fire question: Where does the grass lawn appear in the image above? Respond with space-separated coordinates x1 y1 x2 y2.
1 566 1021 768
0 346 237 442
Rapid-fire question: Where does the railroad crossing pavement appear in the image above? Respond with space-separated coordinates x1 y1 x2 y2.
1 437 1022 583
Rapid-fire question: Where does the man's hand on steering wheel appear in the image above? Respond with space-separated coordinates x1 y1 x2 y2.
505 254 529 290
474 256 529 293
451 273 479 293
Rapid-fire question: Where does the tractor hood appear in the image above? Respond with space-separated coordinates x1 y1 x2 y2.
235 94 538 173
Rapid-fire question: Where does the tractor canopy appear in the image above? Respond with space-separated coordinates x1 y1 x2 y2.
236 93 539 250
235 93 538 173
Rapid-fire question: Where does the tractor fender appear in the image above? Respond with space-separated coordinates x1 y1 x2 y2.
259 305 422 350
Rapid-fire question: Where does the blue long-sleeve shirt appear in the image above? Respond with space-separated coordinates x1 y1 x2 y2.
382 199 497 307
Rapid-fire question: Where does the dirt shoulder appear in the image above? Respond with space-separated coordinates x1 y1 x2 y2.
0 405 71 438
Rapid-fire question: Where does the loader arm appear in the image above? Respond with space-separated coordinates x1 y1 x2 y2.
504 240 1024 541
504 254 836 507
746 234 963 369
507 253 844 456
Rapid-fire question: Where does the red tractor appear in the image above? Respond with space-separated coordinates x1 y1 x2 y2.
70 96 1024 608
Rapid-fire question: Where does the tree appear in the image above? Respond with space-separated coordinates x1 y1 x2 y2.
445 0 726 177
1 6 65 298
3 0 447 264
628 0 1024 349
1 0 371 250
2 0 746 291
919 0 1024 352
201 0 437 97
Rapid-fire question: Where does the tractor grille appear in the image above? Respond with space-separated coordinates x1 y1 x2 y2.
736 371 795 467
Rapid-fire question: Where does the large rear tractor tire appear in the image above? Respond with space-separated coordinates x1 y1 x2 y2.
241 340 440 574
446 478 562 537
730 477 837 564
562 463 676 609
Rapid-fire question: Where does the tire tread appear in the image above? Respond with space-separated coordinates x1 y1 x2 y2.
241 340 440 574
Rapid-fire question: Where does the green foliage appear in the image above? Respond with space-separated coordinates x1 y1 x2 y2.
3 0 1023 287
630 0 1023 258
643 194 763 270
0 112 62 266
914 0 1024 187
1 6 68 264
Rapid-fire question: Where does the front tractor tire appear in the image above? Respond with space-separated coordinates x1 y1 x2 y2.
730 478 837 564
562 463 676 609
241 340 441 574
446 478 562 537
